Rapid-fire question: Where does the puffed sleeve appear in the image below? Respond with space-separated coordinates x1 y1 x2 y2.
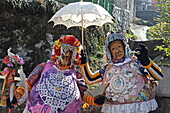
26 62 46 91
141 59 163 81
80 62 103 84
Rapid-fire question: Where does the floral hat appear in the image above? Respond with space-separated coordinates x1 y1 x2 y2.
51 35 82 65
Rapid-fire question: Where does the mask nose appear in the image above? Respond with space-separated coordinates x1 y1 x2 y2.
115 47 120 53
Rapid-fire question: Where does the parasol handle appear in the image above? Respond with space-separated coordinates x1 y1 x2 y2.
82 27 84 48
81 8 84 49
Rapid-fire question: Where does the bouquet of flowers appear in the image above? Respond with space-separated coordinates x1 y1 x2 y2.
1 48 24 68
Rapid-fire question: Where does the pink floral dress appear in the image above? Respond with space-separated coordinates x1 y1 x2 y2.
24 61 84 113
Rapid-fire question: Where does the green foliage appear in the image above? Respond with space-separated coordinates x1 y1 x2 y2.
1 0 65 14
55 0 79 4
125 33 137 40
155 46 170 56
147 0 170 56
85 23 116 56
83 23 115 72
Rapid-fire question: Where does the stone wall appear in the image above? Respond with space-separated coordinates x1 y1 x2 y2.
112 5 130 31
0 0 111 76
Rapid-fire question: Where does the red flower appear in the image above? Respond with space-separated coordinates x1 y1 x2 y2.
66 36 77 46
59 38 63 43
2 56 9 64
50 55 57 61
54 49 60 56
12 55 19 62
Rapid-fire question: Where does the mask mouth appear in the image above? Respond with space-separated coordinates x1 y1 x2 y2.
116 54 122 60
114 56 123 61
115 53 122 58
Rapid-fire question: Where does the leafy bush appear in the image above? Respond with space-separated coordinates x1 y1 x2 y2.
147 0 170 56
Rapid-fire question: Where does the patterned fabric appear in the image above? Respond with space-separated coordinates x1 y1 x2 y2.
82 94 97 106
142 60 163 81
103 58 156 104
27 62 46 87
15 86 25 100
25 61 84 113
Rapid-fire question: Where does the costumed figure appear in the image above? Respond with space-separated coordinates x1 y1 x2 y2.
80 32 164 113
11 35 104 113
0 48 25 113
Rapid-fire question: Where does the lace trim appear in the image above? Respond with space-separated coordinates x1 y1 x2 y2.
101 99 158 113
36 69 80 111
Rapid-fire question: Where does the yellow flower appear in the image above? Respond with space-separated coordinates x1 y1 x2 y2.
82 103 89 108
55 40 61 47
77 46 81 52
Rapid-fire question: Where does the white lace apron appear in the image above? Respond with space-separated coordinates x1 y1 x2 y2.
36 65 80 112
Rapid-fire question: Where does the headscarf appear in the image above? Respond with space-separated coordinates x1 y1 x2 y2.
104 33 131 63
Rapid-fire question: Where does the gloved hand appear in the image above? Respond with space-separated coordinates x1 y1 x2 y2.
135 43 150 66
94 95 105 105
80 49 88 65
